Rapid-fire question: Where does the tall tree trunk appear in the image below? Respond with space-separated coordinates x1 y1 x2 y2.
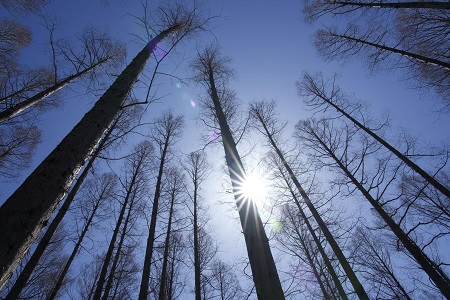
158 189 176 300
0 59 107 123
333 1 450 9
93 154 144 300
307 124 450 299
335 33 450 70
253 112 369 299
138 142 169 300
102 189 137 300
0 24 181 290
3 118 117 300
285 208 334 299
304 80 450 200
275 160 347 300
193 179 201 300
47 179 110 300
207 66 285 300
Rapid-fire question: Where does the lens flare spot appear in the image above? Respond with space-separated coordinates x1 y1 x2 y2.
176 82 181 89
190 100 196 107
209 132 219 141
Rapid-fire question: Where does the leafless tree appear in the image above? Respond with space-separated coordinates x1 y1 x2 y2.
0 27 126 123
191 45 285 300
47 172 117 300
0 122 41 179
158 167 185 300
139 111 184 300
296 118 450 298
298 72 450 208
250 100 365 299
93 140 153 299
0 0 48 12
184 151 210 300
1 106 137 299
350 226 412 299
303 0 450 23
0 1 209 288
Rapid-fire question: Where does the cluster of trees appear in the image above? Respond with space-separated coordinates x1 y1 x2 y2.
0 0 449 299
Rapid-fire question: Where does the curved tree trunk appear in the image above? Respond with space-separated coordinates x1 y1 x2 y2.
0 24 181 290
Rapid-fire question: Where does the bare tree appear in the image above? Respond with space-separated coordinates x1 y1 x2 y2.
304 0 450 22
191 45 285 300
184 151 210 300
158 167 185 300
0 20 31 65
139 111 184 300
93 140 153 299
296 118 450 298
250 100 366 299
1 107 133 299
207 260 245 300
0 122 41 179
350 226 412 300
298 72 450 205
0 1 208 287
0 0 48 12
48 172 118 300
0 28 126 123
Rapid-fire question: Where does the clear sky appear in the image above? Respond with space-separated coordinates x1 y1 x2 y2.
1 0 450 299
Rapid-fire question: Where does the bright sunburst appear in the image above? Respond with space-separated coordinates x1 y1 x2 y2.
241 171 269 203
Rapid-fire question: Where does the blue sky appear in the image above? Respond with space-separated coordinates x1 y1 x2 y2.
1 0 450 298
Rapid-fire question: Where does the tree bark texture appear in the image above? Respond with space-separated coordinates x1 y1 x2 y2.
0 25 180 290
3 119 117 300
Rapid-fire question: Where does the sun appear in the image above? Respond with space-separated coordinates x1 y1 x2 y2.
241 171 269 203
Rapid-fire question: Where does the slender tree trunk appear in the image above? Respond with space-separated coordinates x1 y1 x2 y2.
167 238 177 300
93 155 144 300
308 86 450 200
285 209 334 299
0 59 107 123
276 162 347 300
193 181 201 300
336 33 450 70
334 1 450 10
139 141 170 300
253 113 369 299
308 124 450 299
158 189 176 300
102 189 137 300
207 66 285 300
3 118 117 300
0 24 180 290
47 183 108 300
